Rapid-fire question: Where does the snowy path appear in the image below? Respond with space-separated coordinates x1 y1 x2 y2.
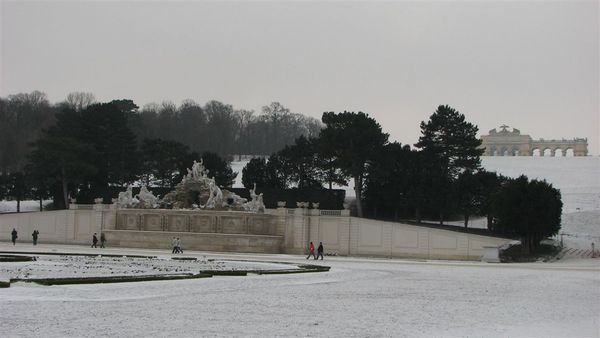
1 243 598 337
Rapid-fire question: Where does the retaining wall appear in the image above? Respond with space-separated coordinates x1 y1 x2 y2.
0 205 511 260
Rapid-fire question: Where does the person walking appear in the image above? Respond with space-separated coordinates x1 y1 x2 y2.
306 241 316 260
316 242 324 260
32 230 39 245
100 232 106 248
171 237 178 254
91 233 98 248
175 237 183 254
11 228 18 245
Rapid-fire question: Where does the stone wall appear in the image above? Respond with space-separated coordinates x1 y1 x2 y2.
0 205 512 260
113 209 279 236
280 207 510 260
0 205 112 245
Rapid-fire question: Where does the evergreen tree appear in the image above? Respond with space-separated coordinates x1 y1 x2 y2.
414 105 484 223
201 152 237 188
28 133 97 209
79 101 140 189
241 155 290 190
492 175 562 253
242 158 270 189
455 170 479 227
364 143 412 220
27 101 139 207
3 172 29 212
415 105 483 179
140 138 193 188
277 136 324 189
264 153 293 190
474 170 505 230
319 111 389 217
315 137 348 190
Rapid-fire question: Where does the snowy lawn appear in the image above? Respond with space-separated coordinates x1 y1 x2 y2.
0 254 301 281
0 200 52 213
0 243 598 337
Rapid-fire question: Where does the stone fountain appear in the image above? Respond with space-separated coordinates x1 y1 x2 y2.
117 159 265 213
109 160 277 254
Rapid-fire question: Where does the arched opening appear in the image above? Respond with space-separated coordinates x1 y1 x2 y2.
532 149 541 157
543 148 553 157
565 148 575 157
490 147 497 156
554 149 564 157
512 148 520 156
501 147 509 156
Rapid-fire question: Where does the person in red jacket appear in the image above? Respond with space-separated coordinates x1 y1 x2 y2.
306 241 316 259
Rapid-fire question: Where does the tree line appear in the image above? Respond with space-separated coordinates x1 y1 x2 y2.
0 91 561 253
240 105 562 253
133 100 322 157
0 91 322 176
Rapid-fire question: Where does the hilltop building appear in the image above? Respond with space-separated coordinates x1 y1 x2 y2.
480 125 588 156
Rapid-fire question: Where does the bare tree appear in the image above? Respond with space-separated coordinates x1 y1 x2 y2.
234 109 254 159
65 92 95 112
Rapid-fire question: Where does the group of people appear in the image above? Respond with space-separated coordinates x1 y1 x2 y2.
171 237 183 254
91 233 107 248
306 241 324 260
10 228 40 245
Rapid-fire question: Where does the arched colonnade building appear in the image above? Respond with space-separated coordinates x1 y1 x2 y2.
480 125 588 157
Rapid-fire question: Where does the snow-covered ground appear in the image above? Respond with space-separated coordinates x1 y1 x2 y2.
0 243 598 337
3 156 599 337
0 253 298 280
0 200 51 213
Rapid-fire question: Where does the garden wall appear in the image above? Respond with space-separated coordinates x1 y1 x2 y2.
0 204 512 260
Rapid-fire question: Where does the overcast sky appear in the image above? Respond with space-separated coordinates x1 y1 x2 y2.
1 0 598 154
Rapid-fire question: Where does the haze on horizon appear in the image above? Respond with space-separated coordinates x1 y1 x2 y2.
1 0 598 155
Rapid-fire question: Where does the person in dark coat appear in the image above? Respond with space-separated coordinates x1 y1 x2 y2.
100 232 106 248
171 237 177 253
306 241 316 259
32 230 39 245
175 238 183 254
91 233 98 248
316 242 324 260
11 228 18 245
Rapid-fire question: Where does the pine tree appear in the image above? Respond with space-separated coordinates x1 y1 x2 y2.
415 105 484 223
415 105 483 179
319 111 389 217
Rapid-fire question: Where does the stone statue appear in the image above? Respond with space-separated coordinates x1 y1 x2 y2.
249 183 257 201
121 161 267 212
192 160 202 180
135 185 159 209
117 185 138 208
205 178 224 209
223 191 247 207
243 183 265 213
256 193 265 213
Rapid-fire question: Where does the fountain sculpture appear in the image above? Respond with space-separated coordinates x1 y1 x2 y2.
117 160 265 213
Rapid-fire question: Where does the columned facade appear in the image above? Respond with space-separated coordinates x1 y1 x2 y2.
480 125 588 156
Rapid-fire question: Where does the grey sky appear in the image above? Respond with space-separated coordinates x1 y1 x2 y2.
1 0 598 154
